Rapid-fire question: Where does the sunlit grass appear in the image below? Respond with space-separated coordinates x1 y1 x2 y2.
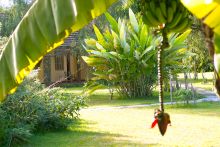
26 102 220 147
25 79 220 146
57 86 172 107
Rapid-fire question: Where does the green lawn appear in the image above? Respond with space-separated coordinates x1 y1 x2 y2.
58 86 172 107
24 77 220 146
26 102 220 147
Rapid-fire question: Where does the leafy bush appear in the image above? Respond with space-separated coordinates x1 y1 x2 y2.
0 76 86 146
83 9 158 98
174 88 199 104
83 9 191 98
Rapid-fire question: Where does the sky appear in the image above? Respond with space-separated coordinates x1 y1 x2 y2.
0 0 13 7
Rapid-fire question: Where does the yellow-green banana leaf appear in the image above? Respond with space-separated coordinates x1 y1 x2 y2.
0 0 117 101
181 0 220 75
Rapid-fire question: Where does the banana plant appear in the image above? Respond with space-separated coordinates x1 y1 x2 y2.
0 0 117 101
139 0 192 135
83 9 158 98
140 0 192 113
181 0 220 95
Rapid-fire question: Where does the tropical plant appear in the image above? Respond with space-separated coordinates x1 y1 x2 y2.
0 0 117 101
83 9 158 98
83 9 191 98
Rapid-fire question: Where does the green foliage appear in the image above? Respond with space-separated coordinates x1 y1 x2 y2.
5 127 32 146
0 76 86 146
0 0 32 37
164 30 192 71
185 17 213 72
174 88 199 104
83 9 158 98
0 37 8 53
84 9 190 98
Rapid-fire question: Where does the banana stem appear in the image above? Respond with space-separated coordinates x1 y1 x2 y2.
158 29 169 112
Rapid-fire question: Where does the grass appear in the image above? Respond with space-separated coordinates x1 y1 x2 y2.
58 86 172 107
26 102 220 147
25 74 219 146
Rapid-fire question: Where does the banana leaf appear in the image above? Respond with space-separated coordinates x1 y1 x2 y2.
0 0 117 101
181 0 220 75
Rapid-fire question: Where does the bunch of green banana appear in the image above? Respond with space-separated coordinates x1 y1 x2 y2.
140 0 191 33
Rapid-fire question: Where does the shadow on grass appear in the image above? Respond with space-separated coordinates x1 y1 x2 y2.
24 120 159 147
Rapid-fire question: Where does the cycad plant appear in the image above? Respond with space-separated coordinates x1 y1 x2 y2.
83 9 158 98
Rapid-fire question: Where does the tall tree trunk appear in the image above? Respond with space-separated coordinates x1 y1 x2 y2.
158 30 169 112
193 60 198 80
184 72 188 89
201 70 207 83
201 23 220 93
202 23 214 60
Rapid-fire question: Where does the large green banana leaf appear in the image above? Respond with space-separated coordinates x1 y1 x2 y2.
0 0 117 101
181 0 220 76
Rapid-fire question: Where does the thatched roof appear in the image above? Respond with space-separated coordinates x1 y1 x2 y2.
61 31 79 47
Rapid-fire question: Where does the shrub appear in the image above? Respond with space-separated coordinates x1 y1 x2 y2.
0 76 86 146
83 10 158 98
174 89 199 104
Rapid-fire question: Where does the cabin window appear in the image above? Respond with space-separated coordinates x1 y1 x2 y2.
55 55 64 70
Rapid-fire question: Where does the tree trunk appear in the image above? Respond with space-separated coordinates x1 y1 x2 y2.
158 30 169 112
109 87 114 100
201 70 207 83
175 76 180 90
184 72 188 89
193 60 198 80
202 23 214 60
